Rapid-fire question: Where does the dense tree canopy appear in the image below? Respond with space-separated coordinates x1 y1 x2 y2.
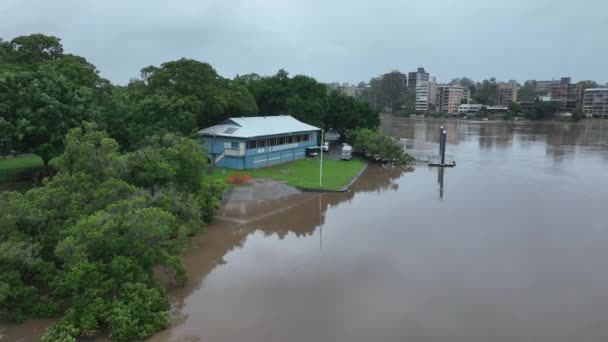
525 100 561 120
348 128 413 165
242 69 379 135
517 81 541 101
1 125 224 341
472 78 498 105
327 91 379 136
0 34 106 164
359 71 410 113
2 34 378 158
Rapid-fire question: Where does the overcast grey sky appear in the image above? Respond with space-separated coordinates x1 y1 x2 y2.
1 0 606 85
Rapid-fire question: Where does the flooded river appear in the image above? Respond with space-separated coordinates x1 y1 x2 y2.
4 118 608 341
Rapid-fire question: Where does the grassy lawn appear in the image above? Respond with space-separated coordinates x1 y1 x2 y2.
212 157 366 191
0 154 44 170
0 154 45 183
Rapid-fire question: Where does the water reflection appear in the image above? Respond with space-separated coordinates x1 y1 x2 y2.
437 167 444 199
149 165 409 339
381 117 608 161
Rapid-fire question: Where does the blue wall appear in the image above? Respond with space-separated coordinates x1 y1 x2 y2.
198 136 246 155
199 131 319 170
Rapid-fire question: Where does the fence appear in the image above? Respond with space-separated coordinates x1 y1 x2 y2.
399 138 455 164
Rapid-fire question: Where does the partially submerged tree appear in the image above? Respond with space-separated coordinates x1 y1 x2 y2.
348 129 413 165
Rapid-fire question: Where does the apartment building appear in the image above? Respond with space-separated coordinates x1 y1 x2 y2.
496 83 518 106
428 77 438 106
535 80 558 94
409 67 430 112
550 77 571 108
408 67 429 93
436 85 467 113
528 77 582 111
415 81 430 112
583 88 608 118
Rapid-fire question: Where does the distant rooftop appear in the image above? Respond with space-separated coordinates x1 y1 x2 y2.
197 115 321 139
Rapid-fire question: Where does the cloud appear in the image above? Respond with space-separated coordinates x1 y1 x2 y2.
1 0 606 85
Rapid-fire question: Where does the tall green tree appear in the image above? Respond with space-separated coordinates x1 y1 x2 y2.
1 34 63 66
517 80 540 101
138 58 258 129
380 71 407 112
326 91 379 137
244 70 328 128
0 34 106 165
0 67 99 166
473 78 498 105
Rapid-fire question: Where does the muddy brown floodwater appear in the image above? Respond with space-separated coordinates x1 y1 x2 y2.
3 118 608 342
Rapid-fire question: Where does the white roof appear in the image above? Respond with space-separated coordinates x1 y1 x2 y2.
197 115 321 139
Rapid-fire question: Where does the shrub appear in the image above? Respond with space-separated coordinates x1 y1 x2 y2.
348 129 414 165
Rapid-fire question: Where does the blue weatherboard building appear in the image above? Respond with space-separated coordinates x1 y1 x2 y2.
197 115 321 170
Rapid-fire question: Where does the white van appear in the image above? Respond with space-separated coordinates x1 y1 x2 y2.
341 144 353 160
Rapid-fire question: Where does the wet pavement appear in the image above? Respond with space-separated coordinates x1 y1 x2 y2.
225 179 300 203
4 118 608 342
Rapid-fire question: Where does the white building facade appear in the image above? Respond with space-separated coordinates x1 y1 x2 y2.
415 81 430 112
458 104 483 114
583 88 608 118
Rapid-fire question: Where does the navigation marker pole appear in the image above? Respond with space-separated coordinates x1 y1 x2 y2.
320 129 324 188
441 129 447 165
429 125 455 167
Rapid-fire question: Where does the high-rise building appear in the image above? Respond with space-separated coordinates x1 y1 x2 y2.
550 77 578 111
415 81 430 112
436 85 467 113
496 82 518 106
428 77 438 106
409 68 430 112
408 67 429 93
583 88 608 119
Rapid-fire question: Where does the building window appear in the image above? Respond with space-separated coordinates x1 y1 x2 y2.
287 136 293 143
231 141 239 149
247 140 256 149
